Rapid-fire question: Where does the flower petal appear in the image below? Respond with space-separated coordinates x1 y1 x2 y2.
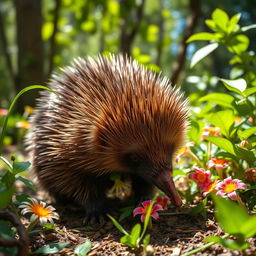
228 191 237 200
133 207 144 216
151 211 159 220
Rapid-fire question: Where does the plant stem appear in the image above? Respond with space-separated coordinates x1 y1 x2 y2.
180 233 229 256
187 150 203 168
26 217 40 233
236 194 246 209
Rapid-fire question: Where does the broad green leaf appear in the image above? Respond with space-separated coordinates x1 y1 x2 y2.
12 161 31 174
206 136 236 156
206 110 234 138
16 176 36 191
238 127 256 140
199 93 235 109
243 87 256 97
227 13 241 34
190 43 219 68
212 9 229 31
241 24 256 32
74 239 91 256
220 78 247 95
108 215 128 235
234 146 256 164
130 224 141 246
187 119 202 142
33 242 70 254
235 98 254 116
212 196 249 234
120 234 134 248
205 19 217 31
186 32 218 43
240 216 256 238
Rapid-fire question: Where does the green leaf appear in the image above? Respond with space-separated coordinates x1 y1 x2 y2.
199 93 235 109
120 234 134 248
238 127 256 140
205 19 217 31
74 239 91 256
0 187 15 209
187 119 202 142
212 9 229 31
108 215 128 236
227 13 241 34
190 43 219 68
229 35 249 54
186 32 218 43
212 196 249 234
12 161 31 174
130 224 141 246
206 136 236 155
206 110 234 138
119 206 133 221
205 236 249 250
241 24 256 32
243 87 256 97
143 234 150 247
33 242 70 254
240 216 256 238
16 176 36 191
220 78 247 96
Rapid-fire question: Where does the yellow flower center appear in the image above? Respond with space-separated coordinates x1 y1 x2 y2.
31 202 51 218
224 182 237 193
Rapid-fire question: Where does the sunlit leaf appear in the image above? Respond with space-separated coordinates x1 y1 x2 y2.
212 195 248 234
212 9 229 31
220 78 247 95
206 136 236 156
238 127 256 140
130 224 141 246
199 93 235 109
206 110 234 138
227 13 241 34
190 43 219 68
108 215 128 235
187 32 218 43
16 176 36 191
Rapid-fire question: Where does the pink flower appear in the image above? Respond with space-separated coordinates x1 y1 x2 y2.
133 200 163 222
202 127 221 140
202 180 219 196
215 177 247 200
207 157 229 171
156 196 170 210
189 167 212 191
176 142 195 163
0 109 8 116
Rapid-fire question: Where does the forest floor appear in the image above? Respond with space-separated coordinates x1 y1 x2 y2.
16 180 256 256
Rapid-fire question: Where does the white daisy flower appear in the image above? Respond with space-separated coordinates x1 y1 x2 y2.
19 198 59 224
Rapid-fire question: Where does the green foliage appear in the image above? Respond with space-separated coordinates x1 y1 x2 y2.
205 196 256 250
74 239 92 256
33 242 70 254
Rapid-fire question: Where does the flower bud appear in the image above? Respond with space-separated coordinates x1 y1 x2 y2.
240 140 250 149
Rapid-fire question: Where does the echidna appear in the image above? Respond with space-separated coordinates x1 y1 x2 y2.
28 55 188 218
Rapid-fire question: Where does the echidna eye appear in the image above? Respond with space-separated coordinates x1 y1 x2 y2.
122 152 141 168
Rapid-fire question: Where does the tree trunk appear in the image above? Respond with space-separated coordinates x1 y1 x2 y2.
14 0 44 110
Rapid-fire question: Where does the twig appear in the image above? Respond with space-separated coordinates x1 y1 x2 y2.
0 209 29 256
170 0 201 85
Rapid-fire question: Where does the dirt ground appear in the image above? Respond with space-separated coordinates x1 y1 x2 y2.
17 182 256 256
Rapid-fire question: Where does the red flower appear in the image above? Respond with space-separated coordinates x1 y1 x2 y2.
189 167 212 191
0 109 8 116
156 196 170 210
202 126 221 140
133 200 163 222
207 157 229 171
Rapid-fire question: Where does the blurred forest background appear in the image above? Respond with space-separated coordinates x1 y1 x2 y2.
0 0 255 110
